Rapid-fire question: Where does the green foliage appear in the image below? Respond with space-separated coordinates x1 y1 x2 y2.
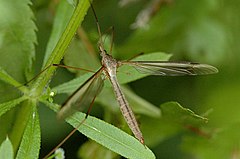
43 100 155 159
0 0 239 159
0 137 14 159
0 0 36 83
78 141 119 159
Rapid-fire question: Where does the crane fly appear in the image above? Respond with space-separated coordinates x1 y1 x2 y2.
58 1 218 146
57 48 218 143
44 1 218 158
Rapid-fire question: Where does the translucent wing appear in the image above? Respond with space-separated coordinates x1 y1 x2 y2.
57 67 104 119
123 61 218 76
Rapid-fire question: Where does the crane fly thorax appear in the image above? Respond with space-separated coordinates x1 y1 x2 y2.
101 53 118 78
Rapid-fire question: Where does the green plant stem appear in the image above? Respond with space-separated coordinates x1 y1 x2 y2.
30 0 91 97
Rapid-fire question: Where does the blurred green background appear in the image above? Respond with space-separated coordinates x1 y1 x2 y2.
1 0 240 158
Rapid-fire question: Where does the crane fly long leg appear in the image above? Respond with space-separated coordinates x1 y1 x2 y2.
57 66 104 120
43 118 87 159
121 61 218 76
44 67 104 158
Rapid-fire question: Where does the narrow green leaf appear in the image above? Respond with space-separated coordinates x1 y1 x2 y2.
32 0 91 96
16 101 40 159
52 71 95 94
0 96 27 117
0 67 22 88
68 113 155 159
0 0 36 83
0 67 28 94
43 0 75 67
0 137 14 159
43 100 156 159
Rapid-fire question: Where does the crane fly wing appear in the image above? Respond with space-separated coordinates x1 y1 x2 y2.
57 67 104 119
122 61 218 76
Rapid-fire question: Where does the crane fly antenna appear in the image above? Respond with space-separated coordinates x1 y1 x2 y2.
108 26 114 54
89 1 103 46
89 1 115 55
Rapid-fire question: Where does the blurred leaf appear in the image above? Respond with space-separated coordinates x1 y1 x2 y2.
97 86 161 117
222 0 240 62
64 38 100 74
0 0 36 102
16 101 40 159
117 0 226 64
142 102 208 146
182 123 240 159
203 80 240 127
121 86 161 117
0 0 36 82
185 20 226 64
78 141 119 159
95 87 119 112
161 102 208 125
0 137 14 159
43 100 156 159
43 0 74 67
